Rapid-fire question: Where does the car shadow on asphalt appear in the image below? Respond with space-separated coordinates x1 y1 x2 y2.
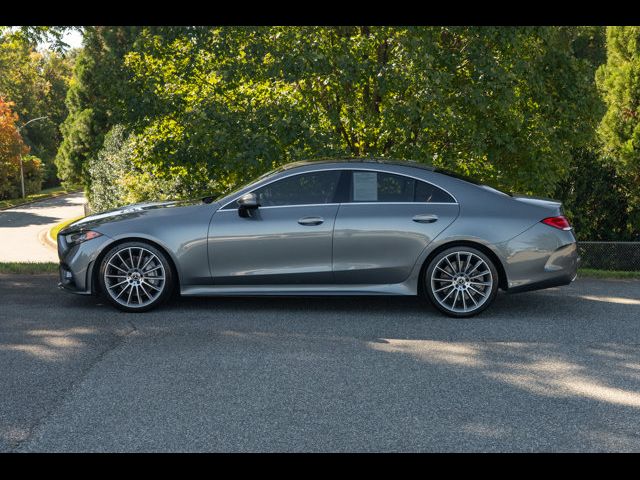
49 283 638 324
161 289 570 318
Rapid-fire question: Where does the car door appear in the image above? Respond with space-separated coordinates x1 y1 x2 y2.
332 170 460 284
209 169 343 285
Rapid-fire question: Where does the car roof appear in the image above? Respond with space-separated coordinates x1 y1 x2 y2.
279 158 489 188
280 158 437 172
276 158 512 196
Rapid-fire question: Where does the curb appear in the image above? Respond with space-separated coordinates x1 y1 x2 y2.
0 190 83 212
44 227 57 250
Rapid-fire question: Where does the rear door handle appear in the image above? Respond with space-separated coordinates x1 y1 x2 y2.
412 214 438 223
298 216 324 226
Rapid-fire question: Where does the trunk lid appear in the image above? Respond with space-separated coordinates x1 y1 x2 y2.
511 194 563 216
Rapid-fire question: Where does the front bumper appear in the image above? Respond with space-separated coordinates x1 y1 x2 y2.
58 263 93 295
57 231 112 295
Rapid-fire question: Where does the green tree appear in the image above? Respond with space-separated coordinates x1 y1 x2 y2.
116 26 601 204
55 26 142 188
0 30 74 186
0 26 78 52
596 26 640 231
87 124 134 211
52 27 603 212
552 26 632 240
556 149 634 240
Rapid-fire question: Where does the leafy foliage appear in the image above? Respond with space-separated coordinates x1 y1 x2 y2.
0 30 74 187
54 26 633 241
0 26 78 53
87 125 134 211
0 98 43 198
55 27 141 189
100 26 601 204
556 149 635 240
596 26 640 232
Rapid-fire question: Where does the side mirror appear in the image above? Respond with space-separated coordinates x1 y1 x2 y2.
237 193 260 217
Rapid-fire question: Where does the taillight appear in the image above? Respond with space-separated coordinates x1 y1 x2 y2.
541 216 572 231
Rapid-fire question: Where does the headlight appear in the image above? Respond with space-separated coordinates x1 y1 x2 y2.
65 230 102 246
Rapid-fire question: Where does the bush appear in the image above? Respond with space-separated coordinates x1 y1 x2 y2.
0 154 44 199
41 159 60 189
0 157 18 199
87 125 134 212
21 155 44 195
0 154 45 199
555 149 637 241
88 124 231 212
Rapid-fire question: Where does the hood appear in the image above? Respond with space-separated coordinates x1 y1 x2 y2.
61 198 213 234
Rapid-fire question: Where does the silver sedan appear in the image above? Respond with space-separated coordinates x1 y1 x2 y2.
57 159 579 317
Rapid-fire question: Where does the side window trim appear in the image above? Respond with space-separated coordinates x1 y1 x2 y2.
219 167 458 210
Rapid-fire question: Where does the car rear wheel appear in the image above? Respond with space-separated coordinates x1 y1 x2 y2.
98 241 174 312
424 246 499 318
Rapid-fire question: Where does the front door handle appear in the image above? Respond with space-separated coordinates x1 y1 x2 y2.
298 216 324 226
413 214 438 223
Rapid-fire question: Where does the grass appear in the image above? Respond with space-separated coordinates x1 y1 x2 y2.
578 268 640 279
50 215 85 241
0 262 58 274
0 186 76 210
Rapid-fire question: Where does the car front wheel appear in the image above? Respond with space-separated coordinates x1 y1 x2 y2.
98 241 174 312
424 246 499 318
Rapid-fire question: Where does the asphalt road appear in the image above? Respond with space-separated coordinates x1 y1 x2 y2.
1 274 639 452
0 193 86 262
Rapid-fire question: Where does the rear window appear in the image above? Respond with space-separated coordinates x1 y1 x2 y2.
433 168 512 196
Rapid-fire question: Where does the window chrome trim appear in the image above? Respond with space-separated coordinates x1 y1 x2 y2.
219 166 459 210
217 203 341 211
216 201 459 213
339 202 459 206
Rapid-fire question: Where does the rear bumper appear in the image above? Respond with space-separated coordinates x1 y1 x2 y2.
506 271 576 294
497 222 579 293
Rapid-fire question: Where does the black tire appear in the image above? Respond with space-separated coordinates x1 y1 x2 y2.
423 246 499 318
98 241 174 312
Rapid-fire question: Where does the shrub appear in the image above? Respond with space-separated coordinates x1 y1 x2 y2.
21 154 44 195
87 125 134 212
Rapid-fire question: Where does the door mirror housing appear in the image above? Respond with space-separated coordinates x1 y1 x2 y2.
237 193 259 217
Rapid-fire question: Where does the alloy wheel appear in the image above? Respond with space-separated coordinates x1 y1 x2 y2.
429 250 493 315
103 246 166 308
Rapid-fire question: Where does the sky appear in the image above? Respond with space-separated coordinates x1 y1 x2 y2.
61 29 83 49
34 27 83 51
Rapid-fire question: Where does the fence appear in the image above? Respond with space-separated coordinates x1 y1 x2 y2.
578 242 640 271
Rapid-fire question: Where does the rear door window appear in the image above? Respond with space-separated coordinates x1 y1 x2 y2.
349 171 454 203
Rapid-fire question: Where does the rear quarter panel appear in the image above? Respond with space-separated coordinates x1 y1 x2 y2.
395 168 569 291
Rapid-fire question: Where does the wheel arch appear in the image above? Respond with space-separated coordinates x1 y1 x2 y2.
418 240 508 295
91 236 181 295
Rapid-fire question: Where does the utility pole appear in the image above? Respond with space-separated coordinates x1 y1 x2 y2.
16 116 48 198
